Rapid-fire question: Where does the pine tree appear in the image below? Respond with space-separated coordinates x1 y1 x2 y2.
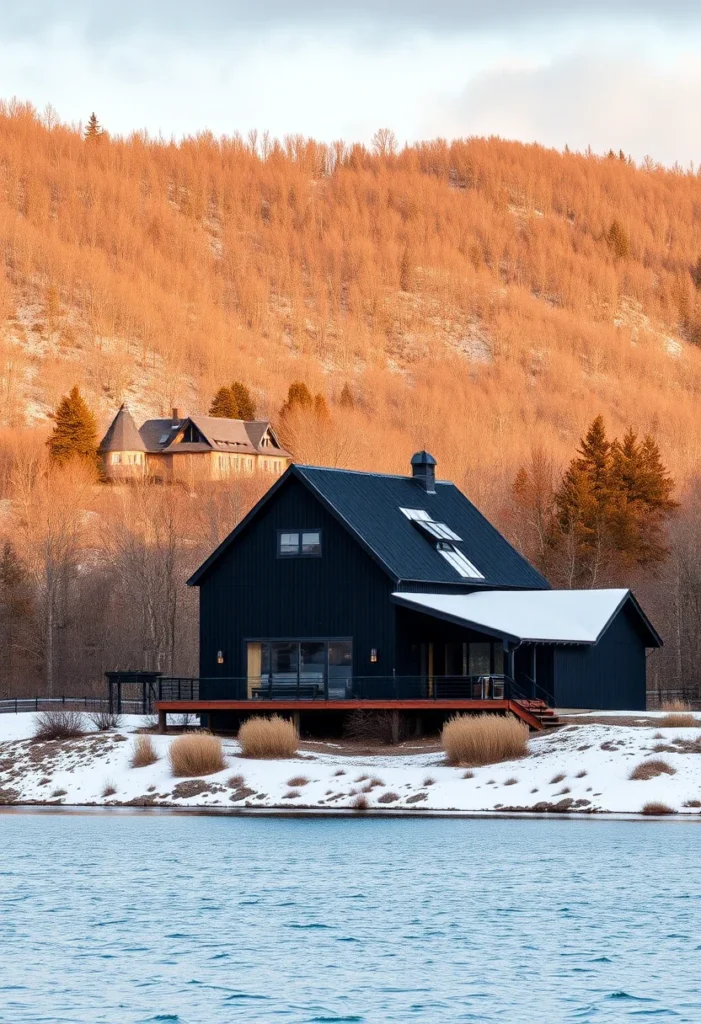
314 393 330 419
281 381 313 417
339 383 354 410
209 386 238 418
84 112 103 140
46 386 99 470
607 220 630 260
230 381 256 420
554 417 615 584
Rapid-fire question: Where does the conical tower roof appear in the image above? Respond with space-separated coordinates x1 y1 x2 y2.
99 404 147 452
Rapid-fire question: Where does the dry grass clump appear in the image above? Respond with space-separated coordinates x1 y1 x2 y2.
441 714 529 767
376 792 399 803
630 758 676 781
130 734 159 768
89 710 122 732
33 709 84 741
550 773 566 784
169 733 226 777
462 770 474 779
101 780 117 798
504 778 519 786
238 715 298 759
287 775 309 787
352 793 369 811
661 699 690 712
50 788 67 798
641 802 676 816
659 713 698 728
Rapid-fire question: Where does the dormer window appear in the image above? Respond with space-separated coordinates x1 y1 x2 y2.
278 530 322 557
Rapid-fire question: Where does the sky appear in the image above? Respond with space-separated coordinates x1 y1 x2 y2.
2 1 701 164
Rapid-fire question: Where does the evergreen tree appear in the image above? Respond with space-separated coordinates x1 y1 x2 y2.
230 381 256 420
314 393 330 419
339 383 354 409
606 219 630 260
281 381 313 417
46 386 99 470
84 113 103 140
209 386 238 418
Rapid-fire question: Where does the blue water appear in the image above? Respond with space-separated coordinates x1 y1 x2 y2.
1 814 700 1023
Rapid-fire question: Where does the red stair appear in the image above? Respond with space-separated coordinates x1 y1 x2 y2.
515 698 561 729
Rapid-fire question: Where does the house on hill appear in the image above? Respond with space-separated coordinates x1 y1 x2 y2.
99 405 290 483
136 451 661 733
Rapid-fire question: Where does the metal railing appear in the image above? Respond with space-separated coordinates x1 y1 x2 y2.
0 696 145 715
153 674 516 703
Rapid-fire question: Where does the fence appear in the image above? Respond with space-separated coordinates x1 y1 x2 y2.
0 696 146 715
645 688 701 710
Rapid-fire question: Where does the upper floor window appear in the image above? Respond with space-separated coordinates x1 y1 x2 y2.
278 529 322 557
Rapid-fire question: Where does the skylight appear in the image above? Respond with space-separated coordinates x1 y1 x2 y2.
436 543 484 579
415 520 462 542
399 508 431 521
158 433 169 444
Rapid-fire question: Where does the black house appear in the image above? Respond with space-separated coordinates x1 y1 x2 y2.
186 452 661 723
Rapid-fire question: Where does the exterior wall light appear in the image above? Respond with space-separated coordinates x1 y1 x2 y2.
370 648 378 663
217 650 225 665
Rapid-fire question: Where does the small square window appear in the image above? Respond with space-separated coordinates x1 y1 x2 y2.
279 532 300 556
302 530 321 555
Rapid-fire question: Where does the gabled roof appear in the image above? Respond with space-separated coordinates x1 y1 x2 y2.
99 405 146 453
392 589 662 647
137 415 290 456
188 462 550 589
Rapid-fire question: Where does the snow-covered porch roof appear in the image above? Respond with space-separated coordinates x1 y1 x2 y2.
391 589 662 646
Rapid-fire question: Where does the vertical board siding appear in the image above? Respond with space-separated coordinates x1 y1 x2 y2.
554 604 647 710
198 477 396 694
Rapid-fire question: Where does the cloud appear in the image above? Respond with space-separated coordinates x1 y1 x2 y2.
4 1 701 42
432 51 701 165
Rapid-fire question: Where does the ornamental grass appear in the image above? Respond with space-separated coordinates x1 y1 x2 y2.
238 715 298 759
168 733 226 777
441 713 529 767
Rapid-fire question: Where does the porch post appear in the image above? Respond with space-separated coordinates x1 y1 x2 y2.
531 646 537 698
157 708 167 734
390 710 400 745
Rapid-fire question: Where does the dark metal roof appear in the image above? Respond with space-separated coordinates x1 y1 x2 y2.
188 462 550 589
99 405 147 453
296 465 550 589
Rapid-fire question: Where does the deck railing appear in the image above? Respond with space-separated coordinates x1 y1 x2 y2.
154 674 514 704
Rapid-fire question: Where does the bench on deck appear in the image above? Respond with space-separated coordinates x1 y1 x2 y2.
250 681 324 700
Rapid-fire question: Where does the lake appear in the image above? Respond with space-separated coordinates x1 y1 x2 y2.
1 813 700 1023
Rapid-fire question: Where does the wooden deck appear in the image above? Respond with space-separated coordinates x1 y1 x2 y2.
155 698 544 730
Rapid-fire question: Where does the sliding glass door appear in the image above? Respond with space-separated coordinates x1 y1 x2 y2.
247 640 353 699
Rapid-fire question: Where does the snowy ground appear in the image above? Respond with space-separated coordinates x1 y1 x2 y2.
2 712 701 815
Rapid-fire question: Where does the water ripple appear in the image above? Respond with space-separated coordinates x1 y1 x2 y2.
1 815 700 1023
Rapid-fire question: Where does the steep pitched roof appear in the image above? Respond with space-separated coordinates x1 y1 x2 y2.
99 405 146 453
137 414 290 456
188 462 550 589
392 589 662 646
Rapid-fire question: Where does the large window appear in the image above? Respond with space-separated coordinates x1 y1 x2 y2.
277 530 322 557
247 640 352 698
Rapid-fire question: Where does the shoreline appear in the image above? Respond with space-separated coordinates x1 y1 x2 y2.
4 712 701 818
2 802 700 822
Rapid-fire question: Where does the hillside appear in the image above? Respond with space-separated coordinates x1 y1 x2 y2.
1 102 701 506
0 101 700 696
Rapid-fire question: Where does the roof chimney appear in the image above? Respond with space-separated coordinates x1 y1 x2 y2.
172 407 182 422
410 450 436 493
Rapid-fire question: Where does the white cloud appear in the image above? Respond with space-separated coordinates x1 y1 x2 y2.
431 50 701 166
0 4 700 165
